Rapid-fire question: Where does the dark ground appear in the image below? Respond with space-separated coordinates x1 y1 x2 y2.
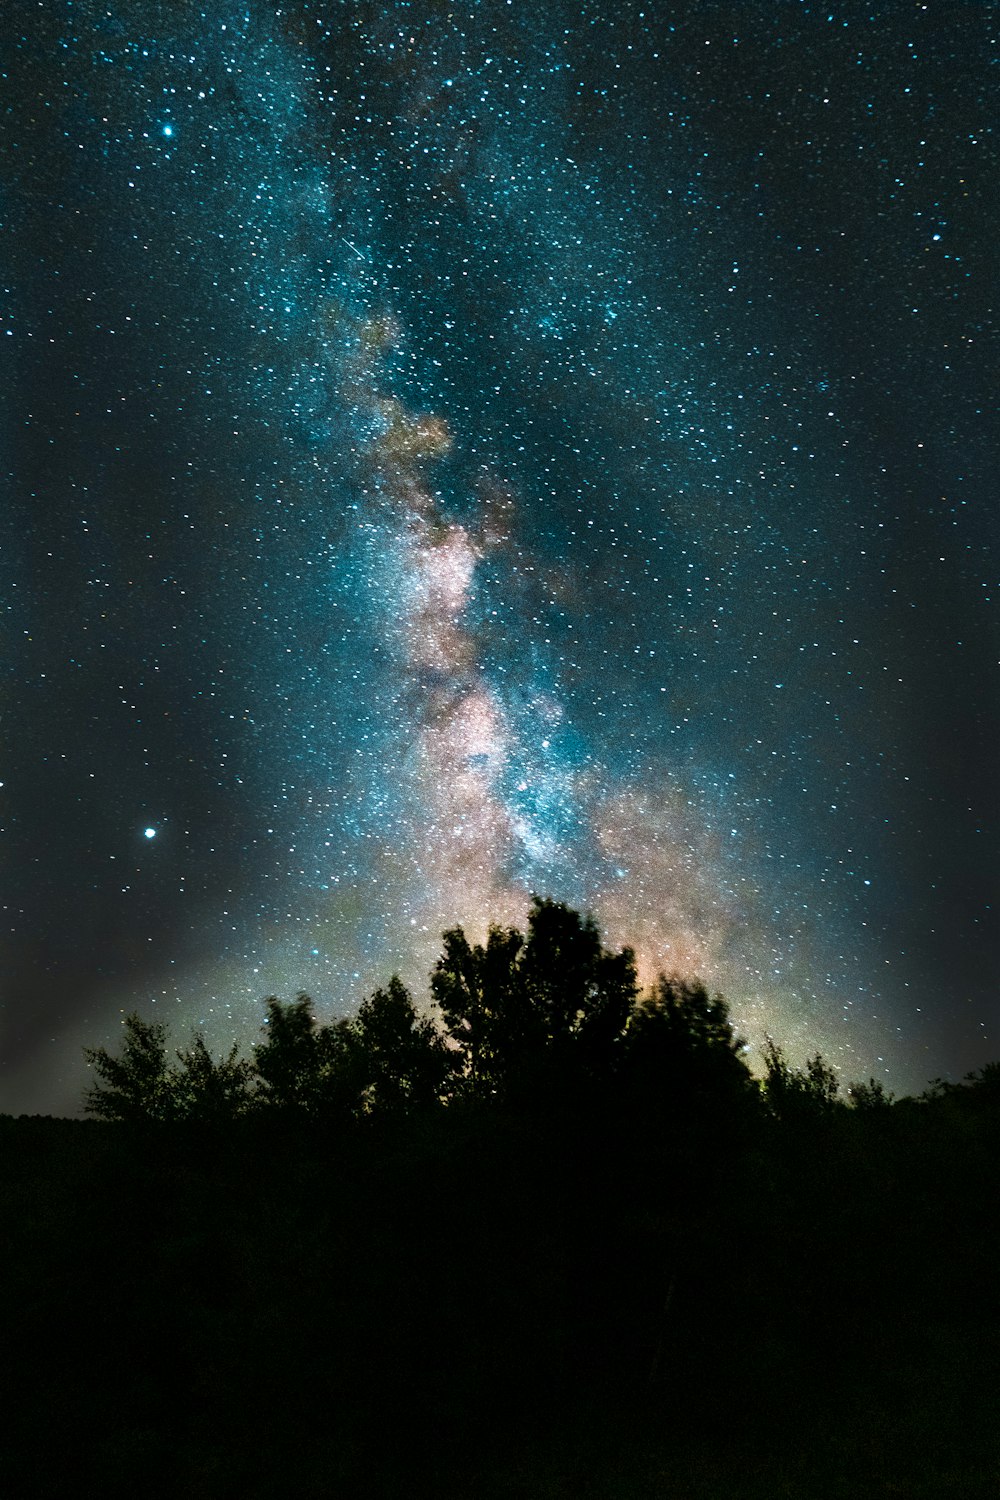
2 1085 998 1498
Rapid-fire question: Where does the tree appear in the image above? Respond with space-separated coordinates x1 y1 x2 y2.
352 975 455 1114
250 992 423 1119
431 923 533 1097
83 1012 175 1122
761 1038 841 1119
520 896 637 1060
621 977 752 1111
252 993 327 1112
922 1062 1000 1109
431 898 638 1099
173 1034 255 1121
847 1076 894 1110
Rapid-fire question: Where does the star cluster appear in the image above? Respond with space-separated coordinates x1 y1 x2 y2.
3 1 995 1113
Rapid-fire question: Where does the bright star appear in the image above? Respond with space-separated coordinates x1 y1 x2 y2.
162 123 174 138
144 826 157 839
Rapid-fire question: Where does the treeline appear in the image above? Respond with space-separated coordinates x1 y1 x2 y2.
5 898 996 1497
83 895 922 1126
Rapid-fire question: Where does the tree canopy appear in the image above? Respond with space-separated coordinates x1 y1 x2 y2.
82 897 907 1130
83 1013 175 1123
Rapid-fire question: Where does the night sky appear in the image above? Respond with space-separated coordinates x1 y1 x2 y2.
4 0 996 1116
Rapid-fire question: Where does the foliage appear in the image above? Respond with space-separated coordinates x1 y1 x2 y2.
85 1013 256 1123
83 905 939 1137
352 975 457 1114
253 992 328 1112
83 1012 175 1122
521 896 638 1062
847 1076 894 1110
621 977 753 1111
431 896 637 1098
761 1037 842 1119
250 983 455 1118
172 1034 255 1121
431 922 532 1097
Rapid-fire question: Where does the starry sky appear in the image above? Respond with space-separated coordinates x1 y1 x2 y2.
4 0 996 1115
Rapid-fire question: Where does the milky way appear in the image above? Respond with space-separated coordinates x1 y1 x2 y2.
4 2 996 1112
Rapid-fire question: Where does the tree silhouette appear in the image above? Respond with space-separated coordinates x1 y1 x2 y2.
352 975 455 1114
922 1061 1000 1110
847 1076 894 1110
762 1038 841 1119
431 922 534 1097
431 897 638 1099
621 977 752 1112
83 1011 175 1122
249 988 451 1119
253 993 327 1112
81 903 932 1150
521 896 637 1060
173 1034 255 1121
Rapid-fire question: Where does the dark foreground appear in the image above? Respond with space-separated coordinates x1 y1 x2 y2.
2 1085 998 1498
